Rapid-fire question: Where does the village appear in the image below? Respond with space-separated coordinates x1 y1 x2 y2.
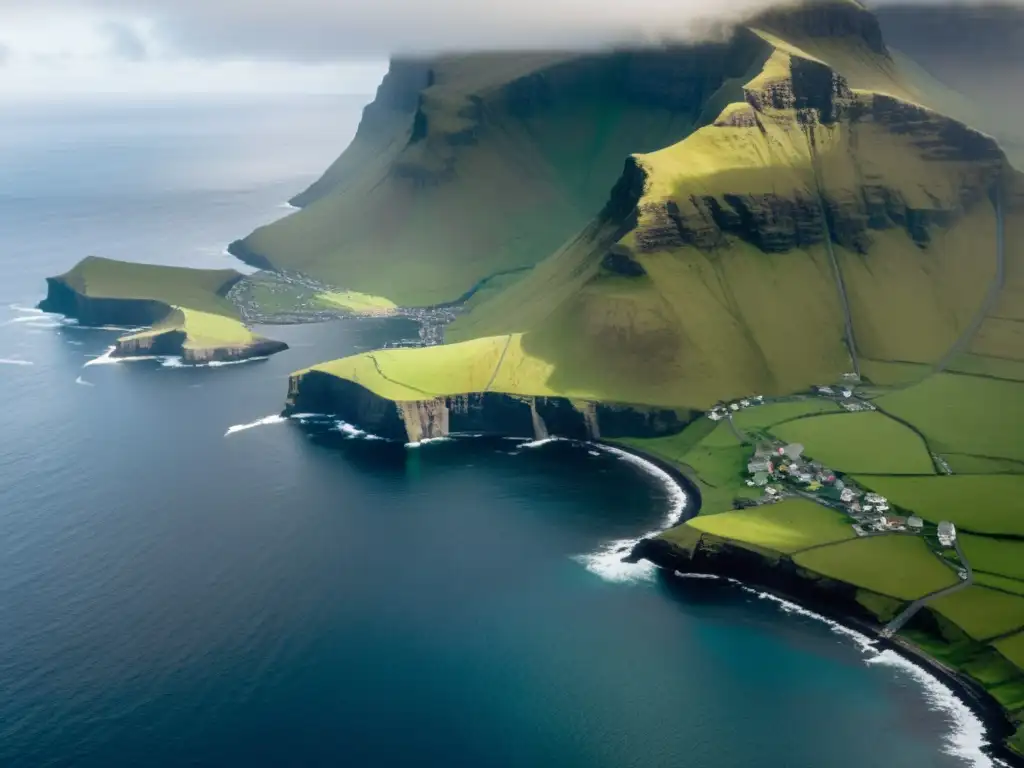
706 386 959 552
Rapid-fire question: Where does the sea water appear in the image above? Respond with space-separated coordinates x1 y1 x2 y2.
0 95 992 767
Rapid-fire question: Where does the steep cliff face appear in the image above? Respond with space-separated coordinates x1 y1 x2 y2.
285 369 693 443
40 278 170 327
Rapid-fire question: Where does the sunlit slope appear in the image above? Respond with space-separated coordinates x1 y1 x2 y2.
235 39 770 306
441 55 1009 404
294 0 1017 410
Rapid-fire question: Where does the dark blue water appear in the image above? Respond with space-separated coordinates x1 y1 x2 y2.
0 95 990 767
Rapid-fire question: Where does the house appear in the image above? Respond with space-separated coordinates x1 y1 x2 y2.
708 411 725 421
938 521 957 547
865 493 887 505
817 386 834 395
882 514 907 529
783 443 805 460
908 516 924 531
841 388 853 398
730 403 740 412
797 471 814 484
765 487 780 497
740 399 751 408
747 458 773 474
840 488 856 503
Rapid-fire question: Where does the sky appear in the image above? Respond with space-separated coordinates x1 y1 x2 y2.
0 1 1013 98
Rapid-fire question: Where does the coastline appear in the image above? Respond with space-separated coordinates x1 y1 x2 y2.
610 442 1023 767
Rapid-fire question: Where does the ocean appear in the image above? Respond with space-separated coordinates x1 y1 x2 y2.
0 94 997 767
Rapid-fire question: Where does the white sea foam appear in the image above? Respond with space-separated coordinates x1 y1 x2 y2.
74 376 95 387
517 437 563 449
289 413 327 420
866 651 995 767
278 201 301 211
160 357 185 368
84 347 165 367
224 414 287 437
671 571 997 766
405 436 454 448
573 444 690 584
8 304 46 315
0 358 33 366
66 340 84 346
206 357 268 367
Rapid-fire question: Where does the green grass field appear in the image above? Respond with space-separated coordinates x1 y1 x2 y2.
732 399 842 430
856 590 904 622
852 476 1024 535
960 535 1024 581
976 573 1024 598
932 586 1024 641
793 535 957 600
687 498 855 554
996 632 1024 671
943 454 1024 475
875 374 1024 462
989 679 1024 711
56 256 240 317
771 411 935 475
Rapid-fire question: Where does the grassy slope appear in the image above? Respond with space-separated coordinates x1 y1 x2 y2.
931 586 1024 641
688 498 855 553
54 257 271 351
58 256 240 317
238 51 716 307
793 535 957 600
771 411 934 475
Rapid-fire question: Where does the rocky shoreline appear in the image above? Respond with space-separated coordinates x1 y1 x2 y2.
624 453 1024 767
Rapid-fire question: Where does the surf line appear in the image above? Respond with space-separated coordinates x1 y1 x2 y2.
572 442 690 584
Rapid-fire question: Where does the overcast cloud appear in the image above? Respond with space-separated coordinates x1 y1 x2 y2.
0 1 1016 96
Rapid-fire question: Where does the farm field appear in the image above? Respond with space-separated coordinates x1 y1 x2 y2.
687 498 856 554
995 632 1024 671
852 476 1024 535
875 374 1024 462
960 535 1024 581
732 399 842 430
976 573 1024 597
771 411 934 474
793 535 956 600
931 586 1024 641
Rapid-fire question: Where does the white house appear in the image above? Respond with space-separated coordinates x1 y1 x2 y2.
938 521 957 547
840 488 857 503
908 516 924 531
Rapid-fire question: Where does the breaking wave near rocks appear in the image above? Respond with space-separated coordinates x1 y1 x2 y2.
573 443 689 584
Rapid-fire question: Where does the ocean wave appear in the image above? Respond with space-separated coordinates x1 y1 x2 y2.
572 444 690 585
278 201 300 211
84 347 165 367
224 414 287 437
334 420 386 441
0 358 34 366
3 316 70 328
517 437 563 449
74 376 95 387
8 304 46 315
405 436 453 448
867 651 994 767
672 572 996 766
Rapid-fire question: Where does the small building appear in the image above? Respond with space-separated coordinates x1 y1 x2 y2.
938 521 957 547
840 488 857 503
740 399 751 408
882 514 907 529
730 403 740 412
783 443 805 460
797 471 814 484
817 386 834 395
841 388 853 398
908 516 924 531
865 493 887 506
708 411 725 422
747 458 773 474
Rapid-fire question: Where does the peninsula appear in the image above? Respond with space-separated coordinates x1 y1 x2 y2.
40 256 288 363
